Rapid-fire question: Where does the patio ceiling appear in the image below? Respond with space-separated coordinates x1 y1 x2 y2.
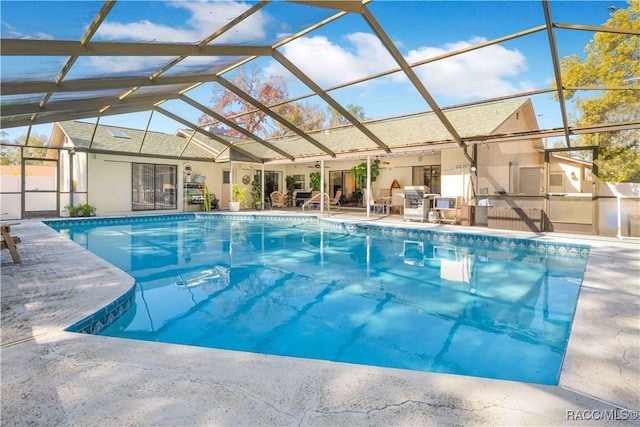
1 0 638 164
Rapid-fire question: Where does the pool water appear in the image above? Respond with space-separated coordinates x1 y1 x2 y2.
48 215 588 385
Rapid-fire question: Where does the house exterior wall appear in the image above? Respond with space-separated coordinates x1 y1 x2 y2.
440 149 471 202
548 157 592 194
476 110 544 197
88 153 225 216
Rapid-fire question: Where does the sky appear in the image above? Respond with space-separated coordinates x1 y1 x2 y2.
0 0 632 146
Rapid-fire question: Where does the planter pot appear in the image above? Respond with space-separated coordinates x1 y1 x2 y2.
229 201 241 212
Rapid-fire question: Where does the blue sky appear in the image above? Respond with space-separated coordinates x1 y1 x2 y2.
0 0 631 145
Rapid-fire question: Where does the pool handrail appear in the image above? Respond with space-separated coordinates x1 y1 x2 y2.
302 192 331 215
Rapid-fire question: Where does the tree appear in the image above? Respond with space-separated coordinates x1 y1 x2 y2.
200 66 328 139
0 133 49 165
200 65 367 139
199 66 293 138
349 160 380 190
559 0 640 182
274 102 326 137
309 171 321 191
327 104 367 127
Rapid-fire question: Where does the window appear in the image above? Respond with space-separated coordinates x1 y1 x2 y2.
132 163 177 211
519 167 542 194
549 173 563 187
108 129 130 139
412 165 440 193
292 174 305 190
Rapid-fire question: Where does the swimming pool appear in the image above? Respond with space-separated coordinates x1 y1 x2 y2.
46 213 589 385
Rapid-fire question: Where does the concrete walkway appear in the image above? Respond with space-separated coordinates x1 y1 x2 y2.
2 215 638 426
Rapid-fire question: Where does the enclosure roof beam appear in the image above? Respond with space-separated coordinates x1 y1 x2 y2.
289 1 365 13
543 0 571 147
554 23 640 35
179 94 295 161
2 92 180 117
0 74 220 96
1 39 273 57
215 75 336 158
273 50 391 153
155 106 263 163
360 5 473 164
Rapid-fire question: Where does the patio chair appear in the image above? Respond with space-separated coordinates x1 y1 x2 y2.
329 190 342 210
391 188 404 214
210 193 219 210
270 191 286 208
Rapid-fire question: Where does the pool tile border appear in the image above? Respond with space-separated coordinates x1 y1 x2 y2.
320 218 590 259
64 284 136 334
42 211 592 260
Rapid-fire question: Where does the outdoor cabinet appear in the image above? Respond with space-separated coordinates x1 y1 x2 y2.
460 205 475 226
488 207 543 232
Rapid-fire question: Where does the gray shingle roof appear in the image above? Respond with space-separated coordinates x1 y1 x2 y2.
57 98 532 162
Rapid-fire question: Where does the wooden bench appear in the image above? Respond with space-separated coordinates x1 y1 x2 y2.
1 225 21 263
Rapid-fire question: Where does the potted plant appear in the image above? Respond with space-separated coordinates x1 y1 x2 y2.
229 184 247 212
285 175 296 198
250 175 263 210
309 171 321 191
80 203 97 217
66 203 96 217
350 161 380 206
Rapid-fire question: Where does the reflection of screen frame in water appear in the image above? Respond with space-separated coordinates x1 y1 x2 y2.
433 245 456 260
402 240 424 266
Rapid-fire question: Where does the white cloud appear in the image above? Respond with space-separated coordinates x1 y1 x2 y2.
89 1 268 74
85 56 174 74
97 20 196 43
1 21 53 40
276 33 534 100
406 37 535 98
174 1 268 44
276 33 397 86
96 1 267 44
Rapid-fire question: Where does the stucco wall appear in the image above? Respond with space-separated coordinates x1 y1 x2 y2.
476 142 543 196
88 154 225 216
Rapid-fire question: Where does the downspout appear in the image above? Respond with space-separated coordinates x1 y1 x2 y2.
229 160 233 204
366 156 371 219
261 163 265 211
320 160 325 212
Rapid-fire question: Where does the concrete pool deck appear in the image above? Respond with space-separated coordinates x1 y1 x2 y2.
1 213 638 426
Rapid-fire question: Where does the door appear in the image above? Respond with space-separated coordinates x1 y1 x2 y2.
329 171 355 206
221 170 230 209
23 157 59 218
545 148 596 234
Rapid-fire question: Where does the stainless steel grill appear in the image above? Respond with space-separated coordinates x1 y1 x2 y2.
404 186 428 200
403 186 431 222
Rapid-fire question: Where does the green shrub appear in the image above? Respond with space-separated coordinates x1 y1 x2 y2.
66 203 96 217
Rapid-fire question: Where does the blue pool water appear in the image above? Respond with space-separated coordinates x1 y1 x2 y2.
47 214 589 385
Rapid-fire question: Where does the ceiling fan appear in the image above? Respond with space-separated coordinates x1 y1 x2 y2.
307 161 329 169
